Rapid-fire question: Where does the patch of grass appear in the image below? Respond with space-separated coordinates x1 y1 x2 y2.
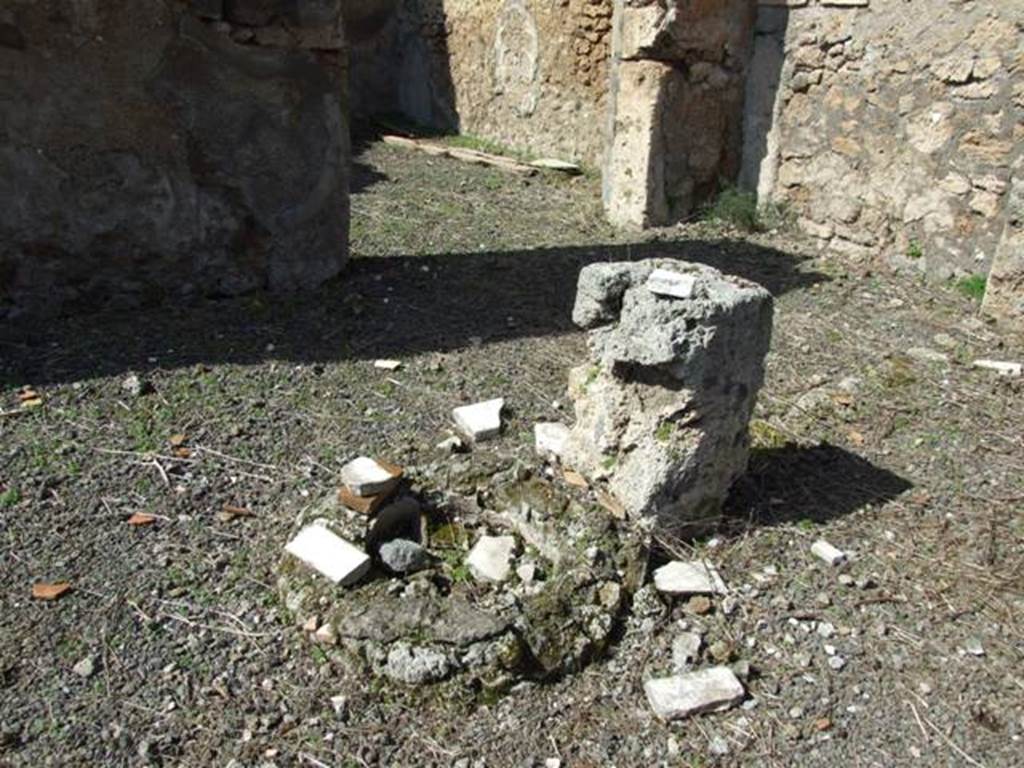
906 239 923 260
703 186 788 233
0 487 21 508
749 420 788 450
956 274 987 302
655 422 673 442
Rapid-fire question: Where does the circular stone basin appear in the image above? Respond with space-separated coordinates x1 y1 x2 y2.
277 454 647 689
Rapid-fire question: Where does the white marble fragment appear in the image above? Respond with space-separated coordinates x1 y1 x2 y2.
452 398 504 442
811 539 847 567
972 359 1022 376
534 422 570 459
653 560 727 596
340 456 401 497
285 525 371 586
646 268 699 300
644 666 745 721
466 535 516 582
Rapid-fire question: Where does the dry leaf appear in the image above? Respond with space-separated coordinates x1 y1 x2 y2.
17 388 39 402
562 469 589 488
596 490 627 520
20 397 43 409
909 490 931 507
831 392 855 407
32 582 71 601
847 430 866 446
218 504 255 523
127 513 156 526
814 717 832 732
173 447 192 459
169 434 187 447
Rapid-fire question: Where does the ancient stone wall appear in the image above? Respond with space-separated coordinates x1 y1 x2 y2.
604 0 758 228
0 0 350 318
742 0 1024 290
349 0 614 166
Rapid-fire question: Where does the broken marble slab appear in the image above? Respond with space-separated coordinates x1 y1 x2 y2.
534 422 570 459
646 268 700 300
653 560 728 596
672 632 703 672
340 457 403 497
285 525 371 586
452 398 504 442
972 359 1023 376
529 158 582 175
644 666 745 721
811 539 847 567
466 535 517 582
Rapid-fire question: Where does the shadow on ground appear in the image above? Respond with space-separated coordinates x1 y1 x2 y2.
1 238 826 387
724 442 913 529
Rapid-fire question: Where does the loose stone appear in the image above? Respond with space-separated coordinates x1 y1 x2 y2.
466 535 517 582
285 525 371 586
73 657 96 678
972 359 1022 376
653 560 728 596
378 539 433 574
811 539 847 566
339 457 402 497
534 422 570 459
452 398 505 441
644 666 745 721
646 268 700 299
672 632 703 672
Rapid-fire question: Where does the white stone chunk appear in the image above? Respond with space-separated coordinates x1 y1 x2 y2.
811 539 847 566
340 456 401 497
646 269 699 300
452 398 505 442
534 422 570 458
644 666 745 721
653 560 727 596
529 158 582 175
972 359 1023 377
672 632 703 672
466 535 516 582
285 525 371 586
374 359 402 371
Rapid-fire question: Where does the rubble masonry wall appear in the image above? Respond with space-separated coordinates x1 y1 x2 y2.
0 0 350 318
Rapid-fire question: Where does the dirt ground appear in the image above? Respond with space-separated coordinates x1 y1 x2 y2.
1 139 1022 768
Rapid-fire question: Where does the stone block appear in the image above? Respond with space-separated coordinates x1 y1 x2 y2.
564 260 773 531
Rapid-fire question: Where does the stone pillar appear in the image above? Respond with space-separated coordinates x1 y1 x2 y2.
565 260 773 534
983 166 1024 329
603 0 758 228
0 0 350 318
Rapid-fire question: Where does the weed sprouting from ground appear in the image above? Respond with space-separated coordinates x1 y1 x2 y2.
956 274 987 302
906 239 923 260
703 186 788 232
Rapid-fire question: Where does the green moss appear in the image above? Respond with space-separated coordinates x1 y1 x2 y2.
956 274 987 302
655 422 673 443
0 487 20 508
